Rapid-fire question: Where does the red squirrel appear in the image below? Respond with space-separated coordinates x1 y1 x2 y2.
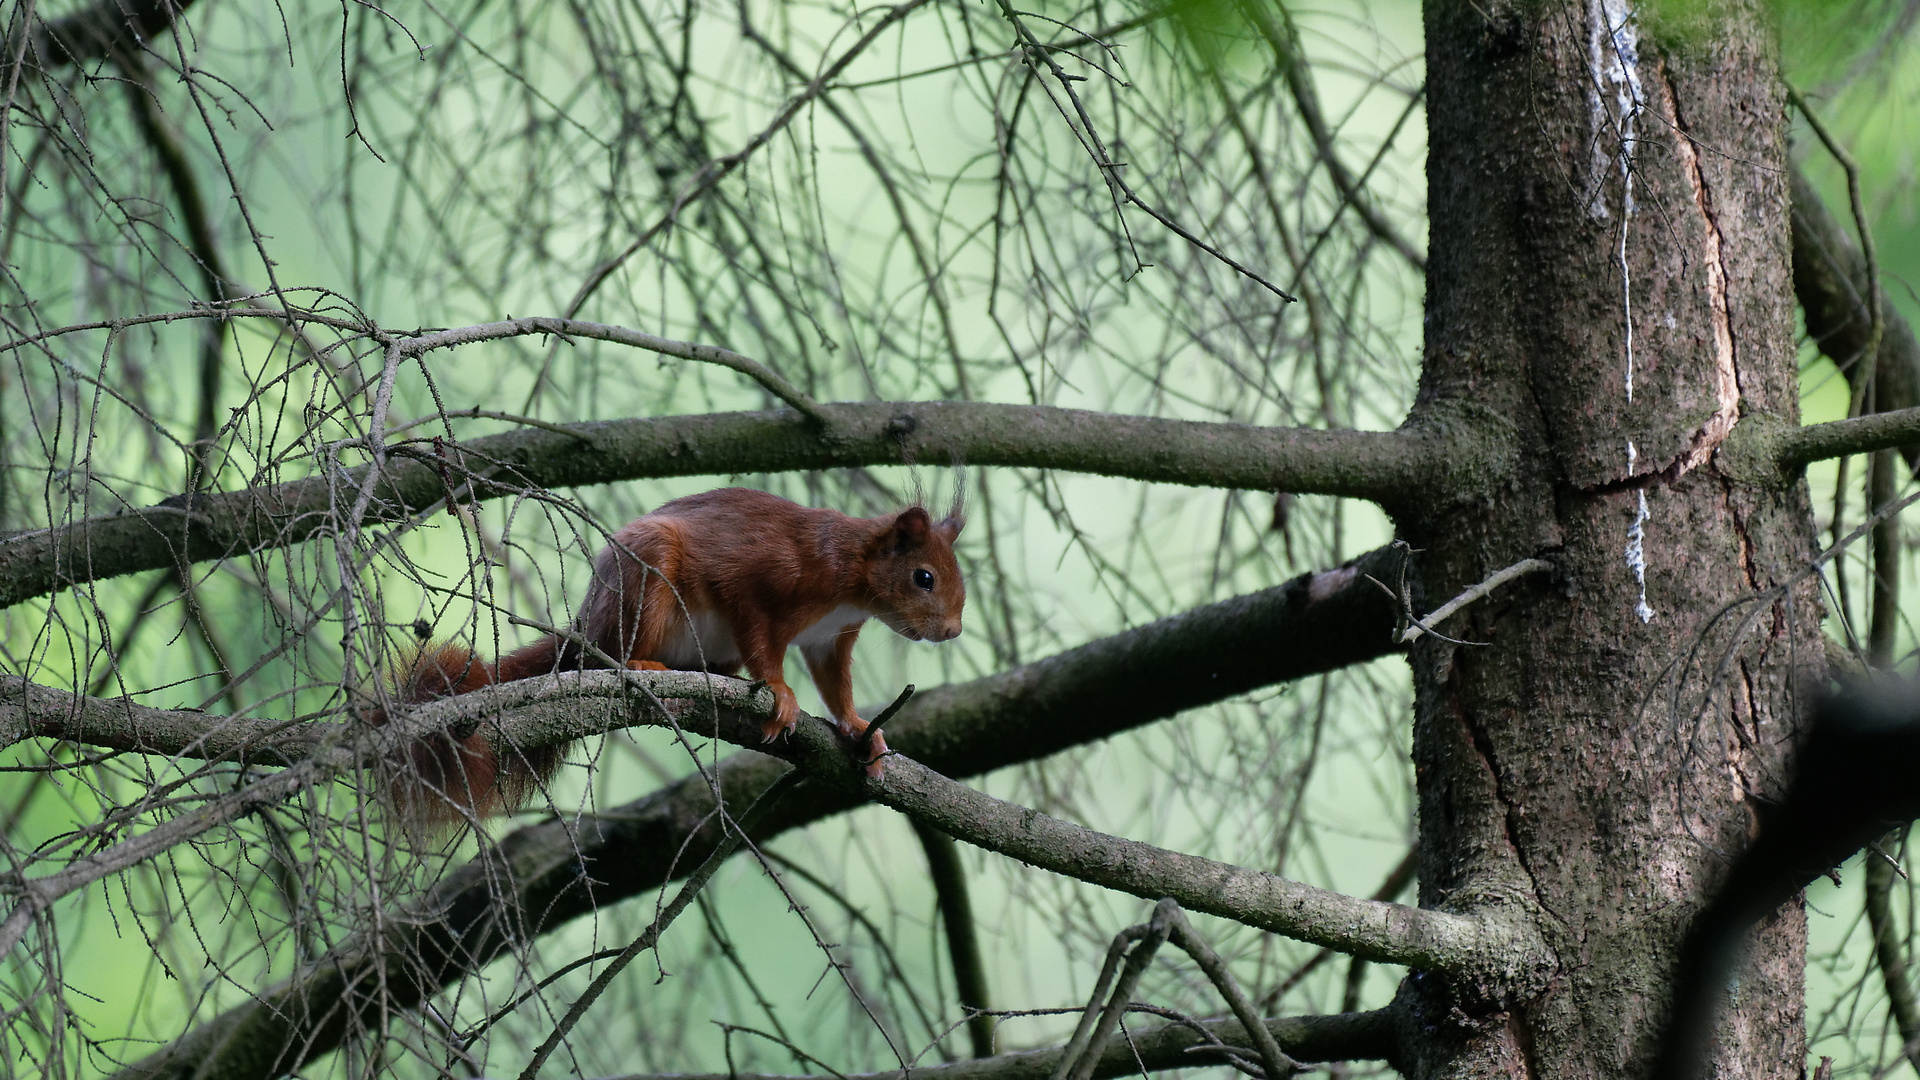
390 487 965 825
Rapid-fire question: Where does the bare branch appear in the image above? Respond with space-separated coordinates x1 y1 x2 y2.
1056 909 1171 1080
914 821 997 1057
1235 0 1426 275
0 675 328 760
1160 902 1300 1080
1864 827 1920 1077
594 1008 1398 1080
787 714 1539 978
0 401 1439 611
35 654 1535 977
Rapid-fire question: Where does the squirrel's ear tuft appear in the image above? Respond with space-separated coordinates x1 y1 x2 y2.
936 514 964 542
892 507 932 547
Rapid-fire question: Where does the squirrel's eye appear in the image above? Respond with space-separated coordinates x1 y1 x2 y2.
913 569 935 591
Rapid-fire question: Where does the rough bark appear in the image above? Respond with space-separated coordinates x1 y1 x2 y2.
1407 3 1816 1079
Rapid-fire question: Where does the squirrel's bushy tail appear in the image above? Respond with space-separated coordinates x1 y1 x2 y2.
383 635 574 830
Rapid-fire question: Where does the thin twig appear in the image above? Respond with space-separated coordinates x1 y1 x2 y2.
1239 0 1427 275
1399 558 1553 644
514 771 807 1080
556 0 934 322
385 408 596 444
991 0 1295 303
1865 826 1920 1078
865 684 916 745
398 317 829 427
1790 86 1884 389
1160 902 1302 1080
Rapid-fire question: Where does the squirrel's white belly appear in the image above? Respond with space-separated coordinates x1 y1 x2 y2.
656 610 740 670
654 604 869 668
791 604 871 648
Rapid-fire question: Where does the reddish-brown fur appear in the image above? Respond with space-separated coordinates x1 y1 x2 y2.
388 487 964 827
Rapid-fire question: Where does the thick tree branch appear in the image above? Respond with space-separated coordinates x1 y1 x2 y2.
785 729 1533 979
1790 163 1920 462
1776 407 1920 471
0 674 330 760
356 670 1529 970
0 400 1436 611
110 548 1409 1080
601 1007 1397 1080
31 550 1403 766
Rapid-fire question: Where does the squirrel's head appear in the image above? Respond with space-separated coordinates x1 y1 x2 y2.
866 506 965 643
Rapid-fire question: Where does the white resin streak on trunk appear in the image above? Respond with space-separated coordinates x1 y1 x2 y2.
1594 0 1654 623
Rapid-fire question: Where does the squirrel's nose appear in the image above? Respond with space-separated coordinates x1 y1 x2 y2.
938 619 962 642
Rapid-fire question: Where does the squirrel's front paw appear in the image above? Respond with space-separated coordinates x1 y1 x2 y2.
759 687 800 742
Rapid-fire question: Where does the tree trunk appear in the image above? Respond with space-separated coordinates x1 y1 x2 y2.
1404 2 1814 1077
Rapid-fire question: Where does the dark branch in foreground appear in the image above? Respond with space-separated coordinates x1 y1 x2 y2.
10 0 198 69
0 400 1441 611
1653 682 1920 1080
599 1008 1397 1080
110 548 1411 1080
